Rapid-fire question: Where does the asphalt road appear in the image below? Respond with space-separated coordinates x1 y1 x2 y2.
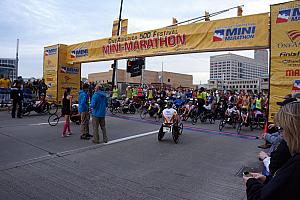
0 110 264 200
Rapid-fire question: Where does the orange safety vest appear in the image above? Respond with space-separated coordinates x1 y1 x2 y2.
137 88 143 97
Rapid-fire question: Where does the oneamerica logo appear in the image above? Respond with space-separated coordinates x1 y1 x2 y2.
71 48 88 58
45 48 57 56
213 24 256 42
276 5 300 23
60 66 79 74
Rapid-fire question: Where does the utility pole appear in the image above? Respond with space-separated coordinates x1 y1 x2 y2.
15 39 19 81
111 0 123 89
161 61 164 89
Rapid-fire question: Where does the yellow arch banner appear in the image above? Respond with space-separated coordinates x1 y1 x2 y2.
66 13 269 63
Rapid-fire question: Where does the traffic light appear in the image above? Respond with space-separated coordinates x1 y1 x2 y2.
237 6 243 16
205 11 210 21
126 57 145 77
172 17 178 25
111 63 115 69
126 60 133 72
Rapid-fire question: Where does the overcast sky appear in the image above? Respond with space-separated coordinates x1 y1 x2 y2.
0 0 283 84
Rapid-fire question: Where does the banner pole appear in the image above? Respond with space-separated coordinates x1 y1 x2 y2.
111 0 123 89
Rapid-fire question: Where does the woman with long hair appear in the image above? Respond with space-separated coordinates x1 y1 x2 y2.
243 101 300 199
62 88 72 137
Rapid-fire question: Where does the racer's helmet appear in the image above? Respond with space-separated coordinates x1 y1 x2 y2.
177 96 181 99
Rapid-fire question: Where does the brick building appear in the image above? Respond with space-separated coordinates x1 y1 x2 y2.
88 69 193 88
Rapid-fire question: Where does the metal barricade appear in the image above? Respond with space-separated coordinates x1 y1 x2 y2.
0 88 11 106
23 88 33 104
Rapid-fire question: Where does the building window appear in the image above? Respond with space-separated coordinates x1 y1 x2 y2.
168 79 170 82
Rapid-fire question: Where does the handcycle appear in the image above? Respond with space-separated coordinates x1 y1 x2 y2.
22 98 58 116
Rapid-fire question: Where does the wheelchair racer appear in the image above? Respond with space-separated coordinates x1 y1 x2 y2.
241 101 250 126
162 102 180 126
225 103 240 122
148 101 160 117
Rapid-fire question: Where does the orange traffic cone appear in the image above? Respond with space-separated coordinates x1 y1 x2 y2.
263 122 268 137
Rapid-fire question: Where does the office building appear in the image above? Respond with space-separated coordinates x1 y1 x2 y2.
209 50 268 81
88 69 193 88
0 58 17 80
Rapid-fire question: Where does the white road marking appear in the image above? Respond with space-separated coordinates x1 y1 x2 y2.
106 130 158 145
29 121 64 126
57 130 158 156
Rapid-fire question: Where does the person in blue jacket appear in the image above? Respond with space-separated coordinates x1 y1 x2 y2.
91 84 108 144
78 83 92 140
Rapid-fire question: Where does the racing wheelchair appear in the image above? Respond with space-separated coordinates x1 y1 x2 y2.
219 108 240 131
158 111 183 144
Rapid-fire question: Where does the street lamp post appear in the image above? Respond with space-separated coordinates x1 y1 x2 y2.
111 0 124 89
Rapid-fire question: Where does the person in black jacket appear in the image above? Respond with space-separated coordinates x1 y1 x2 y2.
243 101 300 200
10 81 23 118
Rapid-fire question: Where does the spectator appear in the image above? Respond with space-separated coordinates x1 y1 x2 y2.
61 88 72 137
0 74 11 107
38 79 48 98
91 84 108 144
243 101 300 200
10 81 23 118
78 83 91 140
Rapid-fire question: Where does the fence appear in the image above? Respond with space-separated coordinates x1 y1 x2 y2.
0 88 34 106
0 88 11 106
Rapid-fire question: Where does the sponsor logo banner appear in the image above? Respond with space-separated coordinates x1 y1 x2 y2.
60 66 79 74
66 13 269 63
43 45 59 101
45 47 57 56
71 48 88 59
213 24 256 42
269 1 300 122
276 4 300 23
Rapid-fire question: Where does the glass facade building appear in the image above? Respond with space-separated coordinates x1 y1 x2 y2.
0 58 17 80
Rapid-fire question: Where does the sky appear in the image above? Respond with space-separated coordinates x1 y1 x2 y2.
0 0 284 84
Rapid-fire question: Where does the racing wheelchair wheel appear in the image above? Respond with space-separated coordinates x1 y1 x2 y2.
219 120 225 131
237 122 242 134
172 125 180 144
178 122 183 135
158 126 165 141
110 107 117 115
209 117 215 124
191 116 197 125
140 109 147 119
22 104 31 116
48 114 60 126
